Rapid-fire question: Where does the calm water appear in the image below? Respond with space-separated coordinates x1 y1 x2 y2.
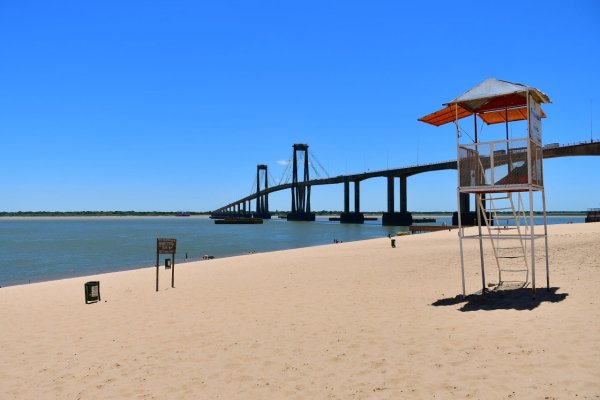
0 215 584 287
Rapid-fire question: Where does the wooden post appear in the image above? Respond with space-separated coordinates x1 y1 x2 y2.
155 239 160 292
171 251 176 288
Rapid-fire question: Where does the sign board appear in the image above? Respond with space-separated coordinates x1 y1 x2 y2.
157 238 177 254
84 281 101 304
529 94 542 144
156 238 177 291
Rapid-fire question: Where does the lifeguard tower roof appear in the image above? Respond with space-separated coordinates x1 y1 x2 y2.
419 78 551 126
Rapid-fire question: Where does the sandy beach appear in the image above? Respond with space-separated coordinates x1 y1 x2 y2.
1 222 599 399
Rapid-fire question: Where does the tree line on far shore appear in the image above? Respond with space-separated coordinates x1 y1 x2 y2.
0 210 587 217
0 211 209 217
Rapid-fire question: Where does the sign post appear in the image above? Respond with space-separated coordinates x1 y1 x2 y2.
156 238 177 291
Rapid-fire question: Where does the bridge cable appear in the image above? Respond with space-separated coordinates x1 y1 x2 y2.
309 162 321 179
248 173 257 196
278 157 293 186
310 152 330 178
268 171 278 188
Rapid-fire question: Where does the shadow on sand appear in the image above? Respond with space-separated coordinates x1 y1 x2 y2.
431 287 568 312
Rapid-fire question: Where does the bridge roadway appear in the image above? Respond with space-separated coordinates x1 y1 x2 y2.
215 159 456 211
213 141 600 224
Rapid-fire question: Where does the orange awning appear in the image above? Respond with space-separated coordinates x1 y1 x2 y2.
419 104 546 126
479 107 547 125
418 104 472 126
418 78 551 127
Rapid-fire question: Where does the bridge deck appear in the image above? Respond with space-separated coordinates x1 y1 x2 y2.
214 141 600 213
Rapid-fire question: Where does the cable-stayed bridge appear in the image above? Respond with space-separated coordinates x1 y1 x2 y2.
211 141 600 226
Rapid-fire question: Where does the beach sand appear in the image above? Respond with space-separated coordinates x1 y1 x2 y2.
1 223 599 399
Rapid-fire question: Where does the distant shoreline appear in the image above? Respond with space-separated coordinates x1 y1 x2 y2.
0 210 588 218
0 211 210 217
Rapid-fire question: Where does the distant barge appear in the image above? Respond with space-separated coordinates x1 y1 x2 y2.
214 218 263 225
413 217 436 223
586 209 600 223
328 216 378 221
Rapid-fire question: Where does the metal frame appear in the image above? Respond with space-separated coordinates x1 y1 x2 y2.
456 92 550 297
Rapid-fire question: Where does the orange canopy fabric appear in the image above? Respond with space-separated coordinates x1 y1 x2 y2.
418 104 547 126
418 104 471 126
479 107 547 125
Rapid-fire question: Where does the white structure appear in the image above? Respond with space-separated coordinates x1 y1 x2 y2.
420 78 551 296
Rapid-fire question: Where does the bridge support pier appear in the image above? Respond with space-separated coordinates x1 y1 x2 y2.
452 193 477 226
340 180 364 223
230 203 251 218
382 175 413 226
339 212 365 223
254 212 271 219
287 212 316 221
382 212 413 226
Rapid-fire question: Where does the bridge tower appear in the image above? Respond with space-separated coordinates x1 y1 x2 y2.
254 164 272 219
287 144 316 221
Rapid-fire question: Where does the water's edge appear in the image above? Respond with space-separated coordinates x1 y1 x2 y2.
0 215 584 288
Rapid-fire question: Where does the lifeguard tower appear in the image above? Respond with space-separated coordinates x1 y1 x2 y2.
419 78 551 296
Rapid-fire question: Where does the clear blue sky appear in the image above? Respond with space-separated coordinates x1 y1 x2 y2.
1 1 599 212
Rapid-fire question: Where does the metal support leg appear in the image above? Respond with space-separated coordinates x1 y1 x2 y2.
475 194 487 293
542 189 550 291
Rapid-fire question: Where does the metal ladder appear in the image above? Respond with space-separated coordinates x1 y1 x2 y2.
476 192 530 289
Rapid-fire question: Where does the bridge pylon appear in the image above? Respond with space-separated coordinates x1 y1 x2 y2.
382 175 414 226
287 144 316 221
254 164 272 219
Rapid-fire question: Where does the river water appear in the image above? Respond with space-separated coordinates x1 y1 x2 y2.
0 215 584 287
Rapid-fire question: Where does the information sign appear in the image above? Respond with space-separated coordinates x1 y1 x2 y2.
157 238 177 254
